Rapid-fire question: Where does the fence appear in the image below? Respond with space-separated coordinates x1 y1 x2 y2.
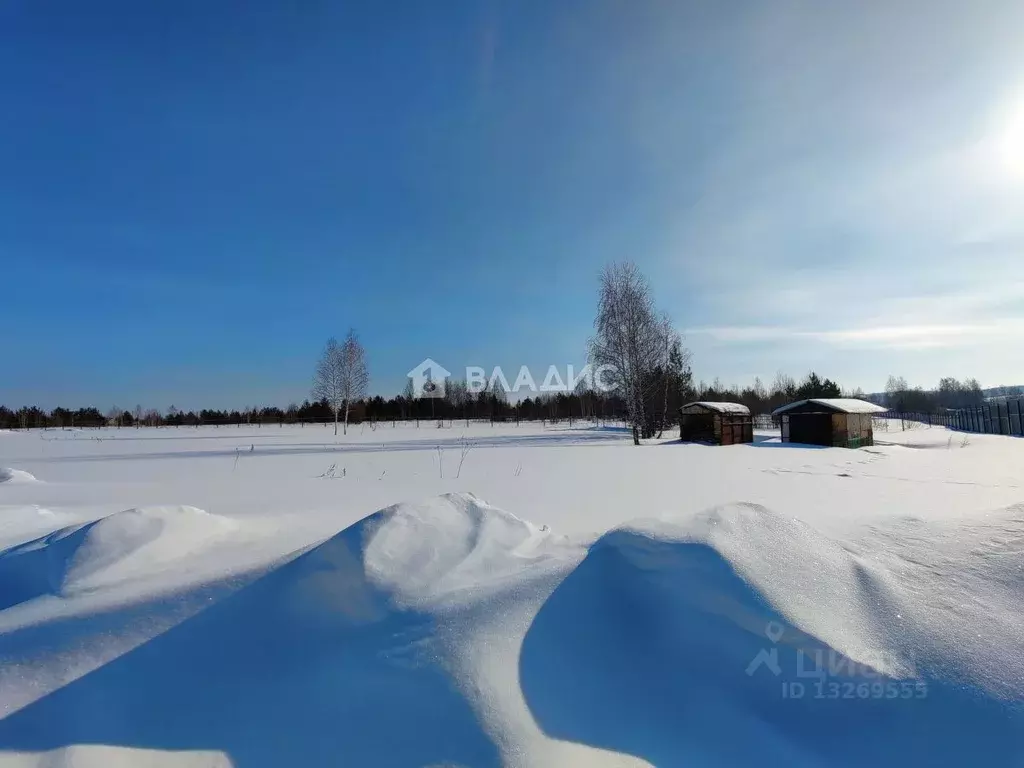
12 414 629 433
874 401 1024 437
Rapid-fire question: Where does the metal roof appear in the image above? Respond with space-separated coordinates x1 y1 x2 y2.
771 398 888 416
680 401 751 415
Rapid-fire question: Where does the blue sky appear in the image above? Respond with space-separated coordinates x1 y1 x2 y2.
2 0 1023 409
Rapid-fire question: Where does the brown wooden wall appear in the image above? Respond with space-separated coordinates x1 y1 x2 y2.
720 414 753 445
829 413 874 447
680 412 753 445
834 413 874 447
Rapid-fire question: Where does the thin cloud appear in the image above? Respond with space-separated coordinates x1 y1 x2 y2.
690 321 1024 350
655 1 1024 387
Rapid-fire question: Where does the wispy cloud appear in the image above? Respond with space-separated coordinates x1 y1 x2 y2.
643 0 1024 386
690 320 1024 351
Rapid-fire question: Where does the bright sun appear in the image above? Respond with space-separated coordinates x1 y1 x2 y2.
988 95 1024 182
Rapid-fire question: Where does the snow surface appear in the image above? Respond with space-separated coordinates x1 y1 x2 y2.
0 421 1022 766
680 401 751 414
772 398 889 415
0 469 37 485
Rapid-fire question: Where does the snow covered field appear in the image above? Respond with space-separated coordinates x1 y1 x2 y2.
0 421 1022 766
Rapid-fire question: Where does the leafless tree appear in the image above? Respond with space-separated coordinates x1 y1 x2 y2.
588 262 665 445
312 330 369 436
339 330 369 434
656 313 687 439
573 375 595 422
771 372 796 399
752 377 767 401
313 337 344 436
402 378 415 419
885 375 909 410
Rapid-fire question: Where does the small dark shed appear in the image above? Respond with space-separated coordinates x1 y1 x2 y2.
772 398 887 448
679 402 753 445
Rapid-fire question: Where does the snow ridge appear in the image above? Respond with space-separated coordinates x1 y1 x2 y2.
0 506 236 607
0 467 38 484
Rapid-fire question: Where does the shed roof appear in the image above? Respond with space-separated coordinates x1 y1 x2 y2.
680 401 751 415
772 398 888 416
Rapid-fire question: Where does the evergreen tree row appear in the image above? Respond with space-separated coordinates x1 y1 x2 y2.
0 372 995 431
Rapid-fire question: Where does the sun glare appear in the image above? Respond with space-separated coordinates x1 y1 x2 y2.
988 93 1024 182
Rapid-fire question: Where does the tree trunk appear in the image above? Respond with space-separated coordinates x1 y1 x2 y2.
628 392 642 445
344 401 349 435
657 376 669 439
334 408 338 436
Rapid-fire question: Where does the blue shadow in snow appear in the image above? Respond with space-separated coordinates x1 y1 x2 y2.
749 434 830 449
0 523 500 767
519 531 1023 767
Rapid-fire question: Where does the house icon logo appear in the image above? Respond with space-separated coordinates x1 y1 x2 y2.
407 358 451 399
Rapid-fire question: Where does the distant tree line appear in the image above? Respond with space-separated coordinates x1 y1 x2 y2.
692 371 846 415
882 375 987 412
0 373 1004 431
0 389 625 430
0 370 852 430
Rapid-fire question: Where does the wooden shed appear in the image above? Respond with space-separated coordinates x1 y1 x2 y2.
772 398 887 448
679 402 753 445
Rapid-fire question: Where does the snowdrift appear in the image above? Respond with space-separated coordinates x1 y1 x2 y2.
0 468 37 484
0 506 236 609
521 503 1024 766
0 494 576 767
0 495 1021 767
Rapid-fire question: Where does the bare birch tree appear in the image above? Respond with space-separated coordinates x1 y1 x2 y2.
655 314 691 439
338 329 369 435
588 262 665 445
313 332 371 437
312 337 345 436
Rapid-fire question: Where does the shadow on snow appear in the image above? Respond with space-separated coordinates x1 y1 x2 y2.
0 522 500 767
518 530 1023 767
